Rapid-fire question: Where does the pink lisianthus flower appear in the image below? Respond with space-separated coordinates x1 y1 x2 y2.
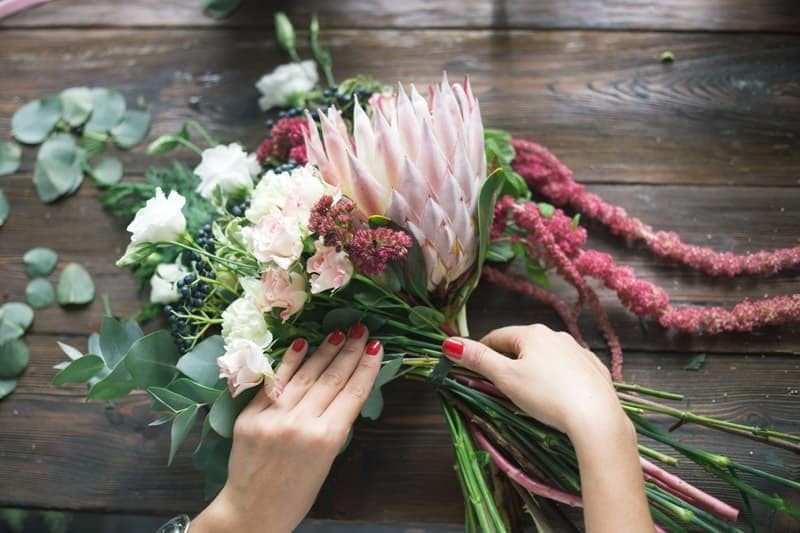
306 239 354 294
252 212 303 269
217 338 280 399
260 267 308 320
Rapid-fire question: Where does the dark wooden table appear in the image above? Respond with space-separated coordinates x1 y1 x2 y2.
1 0 799 529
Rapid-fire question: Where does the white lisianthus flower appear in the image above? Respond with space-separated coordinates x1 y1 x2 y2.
126 187 187 244
222 297 272 348
306 239 353 294
251 212 304 269
217 338 278 398
255 60 319 111
246 163 331 226
149 261 188 304
194 143 260 200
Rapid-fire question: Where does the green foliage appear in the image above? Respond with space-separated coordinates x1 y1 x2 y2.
484 128 529 199
23 247 58 277
111 110 151 149
537 202 555 218
685 353 707 371
0 339 29 379
476 172 507 276
26 278 55 308
56 263 95 305
0 141 21 176
124 331 180 388
170 404 200 465
85 88 126 134
0 189 8 227
0 379 16 400
176 335 226 387
200 0 242 18
274 12 299 62
310 15 335 86
170 378 222 404
11 95 62 144
409 306 446 328
1 303 34 335
90 157 123 187
360 357 403 420
209 388 255 438
321 307 364 333
52 355 105 385
59 87 93 127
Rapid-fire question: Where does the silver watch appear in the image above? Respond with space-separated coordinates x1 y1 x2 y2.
157 514 191 533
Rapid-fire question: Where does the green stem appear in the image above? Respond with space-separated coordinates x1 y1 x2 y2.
614 382 684 401
185 120 217 147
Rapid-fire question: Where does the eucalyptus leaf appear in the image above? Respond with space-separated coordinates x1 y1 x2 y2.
90 156 123 187
86 362 135 400
0 319 24 344
360 357 403 420
26 278 55 308
111 110 151 149
170 377 222 404
176 335 225 387
56 263 95 305
11 96 62 144
52 355 104 385
0 189 8 227
685 353 707 371
149 415 173 427
38 133 77 163
0 141 21 176
1 302 34 332
148 386 197 412
99 315 141 368
170 404 199 465
56 341 83 361
85 88 126 134
124 330 180 388
23 247 58 277
209 388 255 438
33 158 77 203
60 87 93 127
201 0 242 18
0 379 16 400
0 338 30 379
321 308 364 333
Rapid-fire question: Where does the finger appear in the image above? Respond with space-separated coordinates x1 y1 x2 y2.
479 325 535 357
274 329 347 410
442 336 513 384
243 337 309 413
322 339 383 430
296 323 370 417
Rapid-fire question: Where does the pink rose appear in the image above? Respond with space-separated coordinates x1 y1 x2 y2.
306 239 353 294
217 339 279 398
252 212 303 269
260 267 307 320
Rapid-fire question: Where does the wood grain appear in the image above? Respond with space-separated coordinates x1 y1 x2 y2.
2 29 798 187
2 0 800 32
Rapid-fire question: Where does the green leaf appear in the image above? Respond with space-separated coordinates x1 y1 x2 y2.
0 320 24 344
176 335 225 388
200 0 242 18
60 87 93 127
0 141 21 176
148 386 197 412
476 172 506 274
360 357 403 420
33 157 82 203
0 379 16 400
274 12 297 59
147 129 188 156
571 213 581 229
309 14 335 86
209 388 255 438
23 247 58 277
537 202 555 218
0 189 8 227
485 241 514 263
1 302 34 333
124 330 180 388
86 362 135 400
26 278 55 309
322 308 364 333
111 110 151 149
99 315 142 369
56 341 83 361
0 339 30 379
11 96 62 144
684 353 707 371
484 129 515 164
401 233 429 301
409 306 446 328
170 404 199 465
85 88 126 134
56 263 95 305
90 157 123 187
170 378 222 405
52 355 104 385
525 264 550 287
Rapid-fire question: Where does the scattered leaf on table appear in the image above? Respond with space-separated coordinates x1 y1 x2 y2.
60 87 93 127
0 302 34 332
85 88 126 133
111 109 151 149
0 339 30 379
0 141 21 176
38 133 79 163
0 379 16 400
11 95 62 144
26 278 55 309
201 0 243 19
0 319 24 344
0 189 9 227
52 355 105 385
23 247 59 277
33 157 82 203
685 353 706 371
57 263 95 305
91 156 123 187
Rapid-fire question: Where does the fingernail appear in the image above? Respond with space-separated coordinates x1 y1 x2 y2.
442 338 464 359
291 338 306 352
329 330 346 346
366 339 382 356
348 322 366 339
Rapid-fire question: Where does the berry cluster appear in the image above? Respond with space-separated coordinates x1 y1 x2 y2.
228 198 251 217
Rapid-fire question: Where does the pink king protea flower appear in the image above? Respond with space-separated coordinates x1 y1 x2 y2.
304 74 487 290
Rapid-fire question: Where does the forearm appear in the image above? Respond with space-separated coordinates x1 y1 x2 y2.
569 410 654 533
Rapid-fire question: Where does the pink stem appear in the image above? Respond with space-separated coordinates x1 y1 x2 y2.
0 0 52 19
640 458 739 522
468 422 584 508
452 374 509 400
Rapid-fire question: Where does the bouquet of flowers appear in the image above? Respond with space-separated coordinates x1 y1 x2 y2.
54 14 800 532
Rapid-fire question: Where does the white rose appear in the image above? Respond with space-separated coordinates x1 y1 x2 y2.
246 164 331 226
255 60 319 111
194 143 260 200
251 212 303 269
217 338 277 398
126 187 187 244
222 297 272 348
149 262 188 304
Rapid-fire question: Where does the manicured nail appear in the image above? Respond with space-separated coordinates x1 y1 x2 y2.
442 338 464 358
328 330 346 346
348 322 366 339
366 339 382 356
291 338 306 352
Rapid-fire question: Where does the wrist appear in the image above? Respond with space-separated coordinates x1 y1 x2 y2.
191 489 245 532
564 396 634 452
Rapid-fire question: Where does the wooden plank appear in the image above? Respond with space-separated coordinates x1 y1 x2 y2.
2 0 800 32
2 29 799 186
0 334 797 526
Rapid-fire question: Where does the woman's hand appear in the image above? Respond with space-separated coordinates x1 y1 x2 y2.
193 323 384 533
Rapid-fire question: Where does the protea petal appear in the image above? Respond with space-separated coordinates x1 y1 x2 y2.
347 151 389 216
395 83 421 158
352 97 377 177
417 119 450 194
318 108 354 197
395 158 432 220
373 106 404 189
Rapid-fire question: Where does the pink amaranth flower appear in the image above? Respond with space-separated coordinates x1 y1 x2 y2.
349 227 413 276
256 117 309 165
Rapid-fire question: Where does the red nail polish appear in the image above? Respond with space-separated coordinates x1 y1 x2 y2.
366 339 381 356
328 330 346 346
442 338 464 358
291 338 306 352
348 322 366 339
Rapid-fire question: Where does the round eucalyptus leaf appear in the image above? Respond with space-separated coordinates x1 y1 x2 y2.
0 141 21 176
91 156 123 187
0 189 8 227
0 339 30 379
26 278 55 309
11 95 62 144
33 158 82 203
0 302 34 332
38 133 78 163
85 88 126 134
57 263 95 306
23 247 58 277
112 110 151 149
0 379 16 400
60 87 93 127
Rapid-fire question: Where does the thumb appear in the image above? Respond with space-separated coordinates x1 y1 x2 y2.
442 337 511 383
